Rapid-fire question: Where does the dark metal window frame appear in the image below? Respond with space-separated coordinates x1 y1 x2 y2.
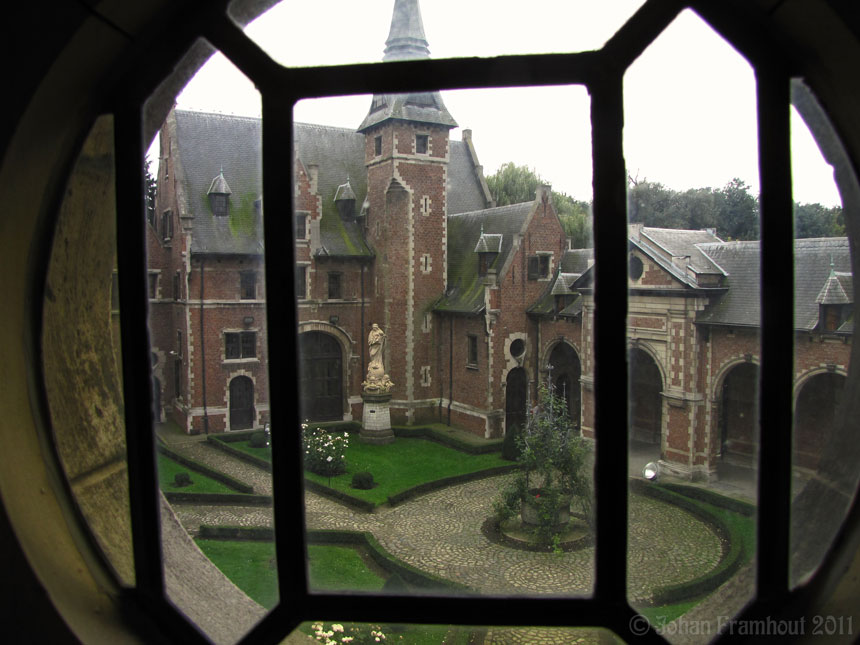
113 1 815 642
225 330 256 360
240 270 257 300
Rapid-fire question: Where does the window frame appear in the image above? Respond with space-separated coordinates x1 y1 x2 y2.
415 133 429 154
466 334 478 368
224 330 257 360
112 2 815 642
327 271 342 300
240 270 257 300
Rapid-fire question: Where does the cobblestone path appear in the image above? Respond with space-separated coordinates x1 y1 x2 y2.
172 465 722 599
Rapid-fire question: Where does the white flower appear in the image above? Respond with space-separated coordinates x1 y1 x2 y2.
341 638 353 643
332 624 343 632
326 456 333 462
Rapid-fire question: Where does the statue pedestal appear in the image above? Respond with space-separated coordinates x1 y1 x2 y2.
361 391 395 445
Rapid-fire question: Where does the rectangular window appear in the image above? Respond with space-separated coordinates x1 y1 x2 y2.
173 271 181 300
415 133 429 154
176 330 182 357
296 266 307 299
467 334 478 367
374 135 382 156
162 210 174 241
527 254 550 280
240 271 257 300
328 272 342 300
296 213 307 240
148 272 158 299
225 331 256 360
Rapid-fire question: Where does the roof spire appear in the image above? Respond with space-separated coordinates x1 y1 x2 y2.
383 0 430 61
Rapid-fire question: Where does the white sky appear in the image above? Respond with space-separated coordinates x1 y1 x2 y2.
169 0 842 207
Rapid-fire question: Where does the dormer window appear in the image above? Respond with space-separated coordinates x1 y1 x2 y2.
478 253 497 277
207 168 232 217
474 232 502 277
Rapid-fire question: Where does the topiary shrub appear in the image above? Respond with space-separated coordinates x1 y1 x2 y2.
351 471 375 489
173 472 192 487
249 430 269 448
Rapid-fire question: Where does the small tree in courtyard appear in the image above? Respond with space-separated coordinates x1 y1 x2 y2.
495 383 594 545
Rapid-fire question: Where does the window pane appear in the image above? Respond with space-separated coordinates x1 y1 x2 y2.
624 10 758 632
789 84 856 589
146 41 275 641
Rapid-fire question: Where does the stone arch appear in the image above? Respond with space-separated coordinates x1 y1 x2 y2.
228 375 255 431
544 339 582 428
628 345 664 446
298 329 346 422
505 367 528 438
794 369 847 470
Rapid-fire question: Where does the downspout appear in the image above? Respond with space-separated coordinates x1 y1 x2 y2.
448 316 453 426
534 316 541 406
199 257 209 434
360 264 365 379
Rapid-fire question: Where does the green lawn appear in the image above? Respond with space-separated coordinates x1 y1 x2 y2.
157 454 237 494
307 545 386 592
195 539 279 609
304 435 509 505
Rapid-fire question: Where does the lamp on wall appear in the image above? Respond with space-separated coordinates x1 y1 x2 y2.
243 316 254 326
329 315 339 325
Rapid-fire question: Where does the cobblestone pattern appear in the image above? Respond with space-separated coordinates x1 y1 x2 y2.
171 441 274 495
173 469 722 601
482 627 604 644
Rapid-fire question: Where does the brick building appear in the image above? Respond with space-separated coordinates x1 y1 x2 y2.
147 0 852 480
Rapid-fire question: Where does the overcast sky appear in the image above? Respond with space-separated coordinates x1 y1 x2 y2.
169 0 841 207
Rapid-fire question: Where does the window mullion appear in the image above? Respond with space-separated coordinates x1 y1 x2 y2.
755 67 794 599
260 94 311 626
589 71 629 606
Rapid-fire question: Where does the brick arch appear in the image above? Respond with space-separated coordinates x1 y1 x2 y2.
711 357 760 466
298 322 352 421
627 342 665 446
543 338 583 428
226 371 256 431
712 354 761 402
793 365 848 400
793 368 848 470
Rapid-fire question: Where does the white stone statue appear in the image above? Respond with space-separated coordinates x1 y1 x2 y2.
363 323 394 393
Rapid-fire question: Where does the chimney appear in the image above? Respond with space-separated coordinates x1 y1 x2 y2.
308 164 319 194
536 184 552 202
628 222 644 240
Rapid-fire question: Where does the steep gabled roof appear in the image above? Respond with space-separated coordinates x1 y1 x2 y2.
696 237 852 330
173 110 264 255
639 227 726 277
436 202 533 314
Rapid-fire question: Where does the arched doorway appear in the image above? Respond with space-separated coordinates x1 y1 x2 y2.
719 363 758 465
795 372 846 470
229 376 255 430
548 343 581 426
299 332 343 422
505 368 528 437
629 348 662 445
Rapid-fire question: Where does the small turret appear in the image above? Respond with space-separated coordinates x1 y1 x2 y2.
334 178 357 222
207 168 232 217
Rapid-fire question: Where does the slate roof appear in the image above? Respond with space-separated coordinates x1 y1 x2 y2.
634 227 726 287
816 271 852 304
474 233 502 253
560 248 593 274
171 110 486 258
696 237 852 330
173 110 264 255
436 202 533 314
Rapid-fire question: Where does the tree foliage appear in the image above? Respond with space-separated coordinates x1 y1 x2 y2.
145 159 157 224
486 162 592 249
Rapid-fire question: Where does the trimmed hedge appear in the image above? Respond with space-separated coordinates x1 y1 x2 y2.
157 444 254 493
307 529 472 593
387 464 518 506
631 480 751 605
198 525 275 541
658 482 755 516
303 479 375 513
391 425 503 455
207 435 272 472
163 492 272 506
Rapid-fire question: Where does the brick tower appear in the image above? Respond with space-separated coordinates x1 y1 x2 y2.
357 0 456 423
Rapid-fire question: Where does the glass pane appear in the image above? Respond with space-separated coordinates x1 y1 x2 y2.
789 83 855 588
146 42 275 642
296 79 595 597
231 0 647 68
42 115 135 586
624 10 758 635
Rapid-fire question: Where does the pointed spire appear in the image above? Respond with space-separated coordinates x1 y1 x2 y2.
357 0 456 133
383 0 430 61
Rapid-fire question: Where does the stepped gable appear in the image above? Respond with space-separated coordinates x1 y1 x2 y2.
696 237 851 330
437 202 533 314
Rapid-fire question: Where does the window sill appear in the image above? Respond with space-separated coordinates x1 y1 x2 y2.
222 358 260 365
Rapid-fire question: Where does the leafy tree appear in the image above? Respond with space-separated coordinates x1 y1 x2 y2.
715 178 759 240
486 162 593 248
794 201 844 238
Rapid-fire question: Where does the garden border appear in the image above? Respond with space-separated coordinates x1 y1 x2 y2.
391 425 503 455
164 491 272 506
631 480 751 605
207 433 272 472
158 444 255 493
